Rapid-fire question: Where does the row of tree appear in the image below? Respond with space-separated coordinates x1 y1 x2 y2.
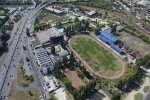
65 18 90 36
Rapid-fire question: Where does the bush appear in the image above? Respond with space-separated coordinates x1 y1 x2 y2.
77 70 84 79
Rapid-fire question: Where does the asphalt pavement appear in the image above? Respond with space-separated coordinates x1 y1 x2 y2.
0 2 50 100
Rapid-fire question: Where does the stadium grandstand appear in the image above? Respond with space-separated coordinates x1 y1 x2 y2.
97 31 123 54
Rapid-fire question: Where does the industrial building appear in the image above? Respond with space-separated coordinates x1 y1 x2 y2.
45 7 64 15
35 47 54 74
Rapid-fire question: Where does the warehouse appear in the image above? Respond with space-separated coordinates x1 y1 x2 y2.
35 47 54 74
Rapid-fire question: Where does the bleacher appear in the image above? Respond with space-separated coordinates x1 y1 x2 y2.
97 31 123 54
98 31 118 43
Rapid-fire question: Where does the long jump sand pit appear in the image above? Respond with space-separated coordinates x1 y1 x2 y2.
68 35 126 80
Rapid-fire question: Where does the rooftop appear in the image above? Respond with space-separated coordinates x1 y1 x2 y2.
98 31 118 43
35 47 53 67
44 75 59 93
46 7 64 14
87 11 96 16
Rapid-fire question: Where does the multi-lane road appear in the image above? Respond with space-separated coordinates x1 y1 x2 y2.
0 2 50 100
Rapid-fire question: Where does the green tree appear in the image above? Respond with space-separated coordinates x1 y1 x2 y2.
56 21 62 28
70 52 76 64
111 24 117 34
111 92 121 100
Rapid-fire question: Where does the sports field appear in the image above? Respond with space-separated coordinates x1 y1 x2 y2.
70 35 125 78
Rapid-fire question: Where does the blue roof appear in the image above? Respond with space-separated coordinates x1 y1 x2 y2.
110 43 123 54
98 31 118 43
98 35 110 43
57 28 64 33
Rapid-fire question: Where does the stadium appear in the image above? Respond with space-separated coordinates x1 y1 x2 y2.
68 34 126 80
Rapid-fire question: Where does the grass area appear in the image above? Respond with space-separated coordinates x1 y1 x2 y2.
17 63 34 87
143 86 150 93
71 36 118 72
0 10 6 16
37 9 69 24
134 93 143 100
9 87 39 100
76 0 113 9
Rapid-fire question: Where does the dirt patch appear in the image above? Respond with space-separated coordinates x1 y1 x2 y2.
119 32 150 57
64 70 85 89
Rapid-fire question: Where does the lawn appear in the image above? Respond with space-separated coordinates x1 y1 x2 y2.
71 36 118 71
37 9 69 24
17 63 34 87
9 87 39 100
134 93 143 100
143 86 150 93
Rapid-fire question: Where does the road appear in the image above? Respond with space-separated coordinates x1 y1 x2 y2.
144 90 150 100
0 2 50 100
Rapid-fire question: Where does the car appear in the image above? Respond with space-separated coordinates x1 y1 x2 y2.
9 75 13 77
0 96 5 99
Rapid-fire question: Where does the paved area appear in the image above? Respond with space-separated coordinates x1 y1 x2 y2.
0 2 50 100
88 90 110 100
54 87 67 100
125 77 150 100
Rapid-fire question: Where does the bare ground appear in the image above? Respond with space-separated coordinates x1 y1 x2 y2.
119 32 150 57
64 70 85 89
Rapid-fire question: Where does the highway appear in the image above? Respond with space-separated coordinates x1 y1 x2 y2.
0 2 50 100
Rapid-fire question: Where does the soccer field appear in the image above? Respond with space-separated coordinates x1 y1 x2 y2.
71 35 120 74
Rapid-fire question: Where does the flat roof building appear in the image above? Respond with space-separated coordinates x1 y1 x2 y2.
35 47 54 73
46 7 64 15
87 11 97 17
98 31 118 43
97 31 123 54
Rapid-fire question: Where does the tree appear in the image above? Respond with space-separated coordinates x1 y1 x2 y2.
84 20 90 31
56 21 62 28
111 24 117 34
1 33 10 41
26 28 30 37
49 94 58 100
70 52 75 64
51 46 55 54
60 41 67 50
111 92 121 100
26 57 30 62
74 17 79 23
72 89 80 100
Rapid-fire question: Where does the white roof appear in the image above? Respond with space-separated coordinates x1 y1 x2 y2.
35 47 53 67
87 11 96 16
46 7 63 14
44 76 59 92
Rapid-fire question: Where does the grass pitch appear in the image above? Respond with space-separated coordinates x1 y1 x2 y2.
71 36 118 72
